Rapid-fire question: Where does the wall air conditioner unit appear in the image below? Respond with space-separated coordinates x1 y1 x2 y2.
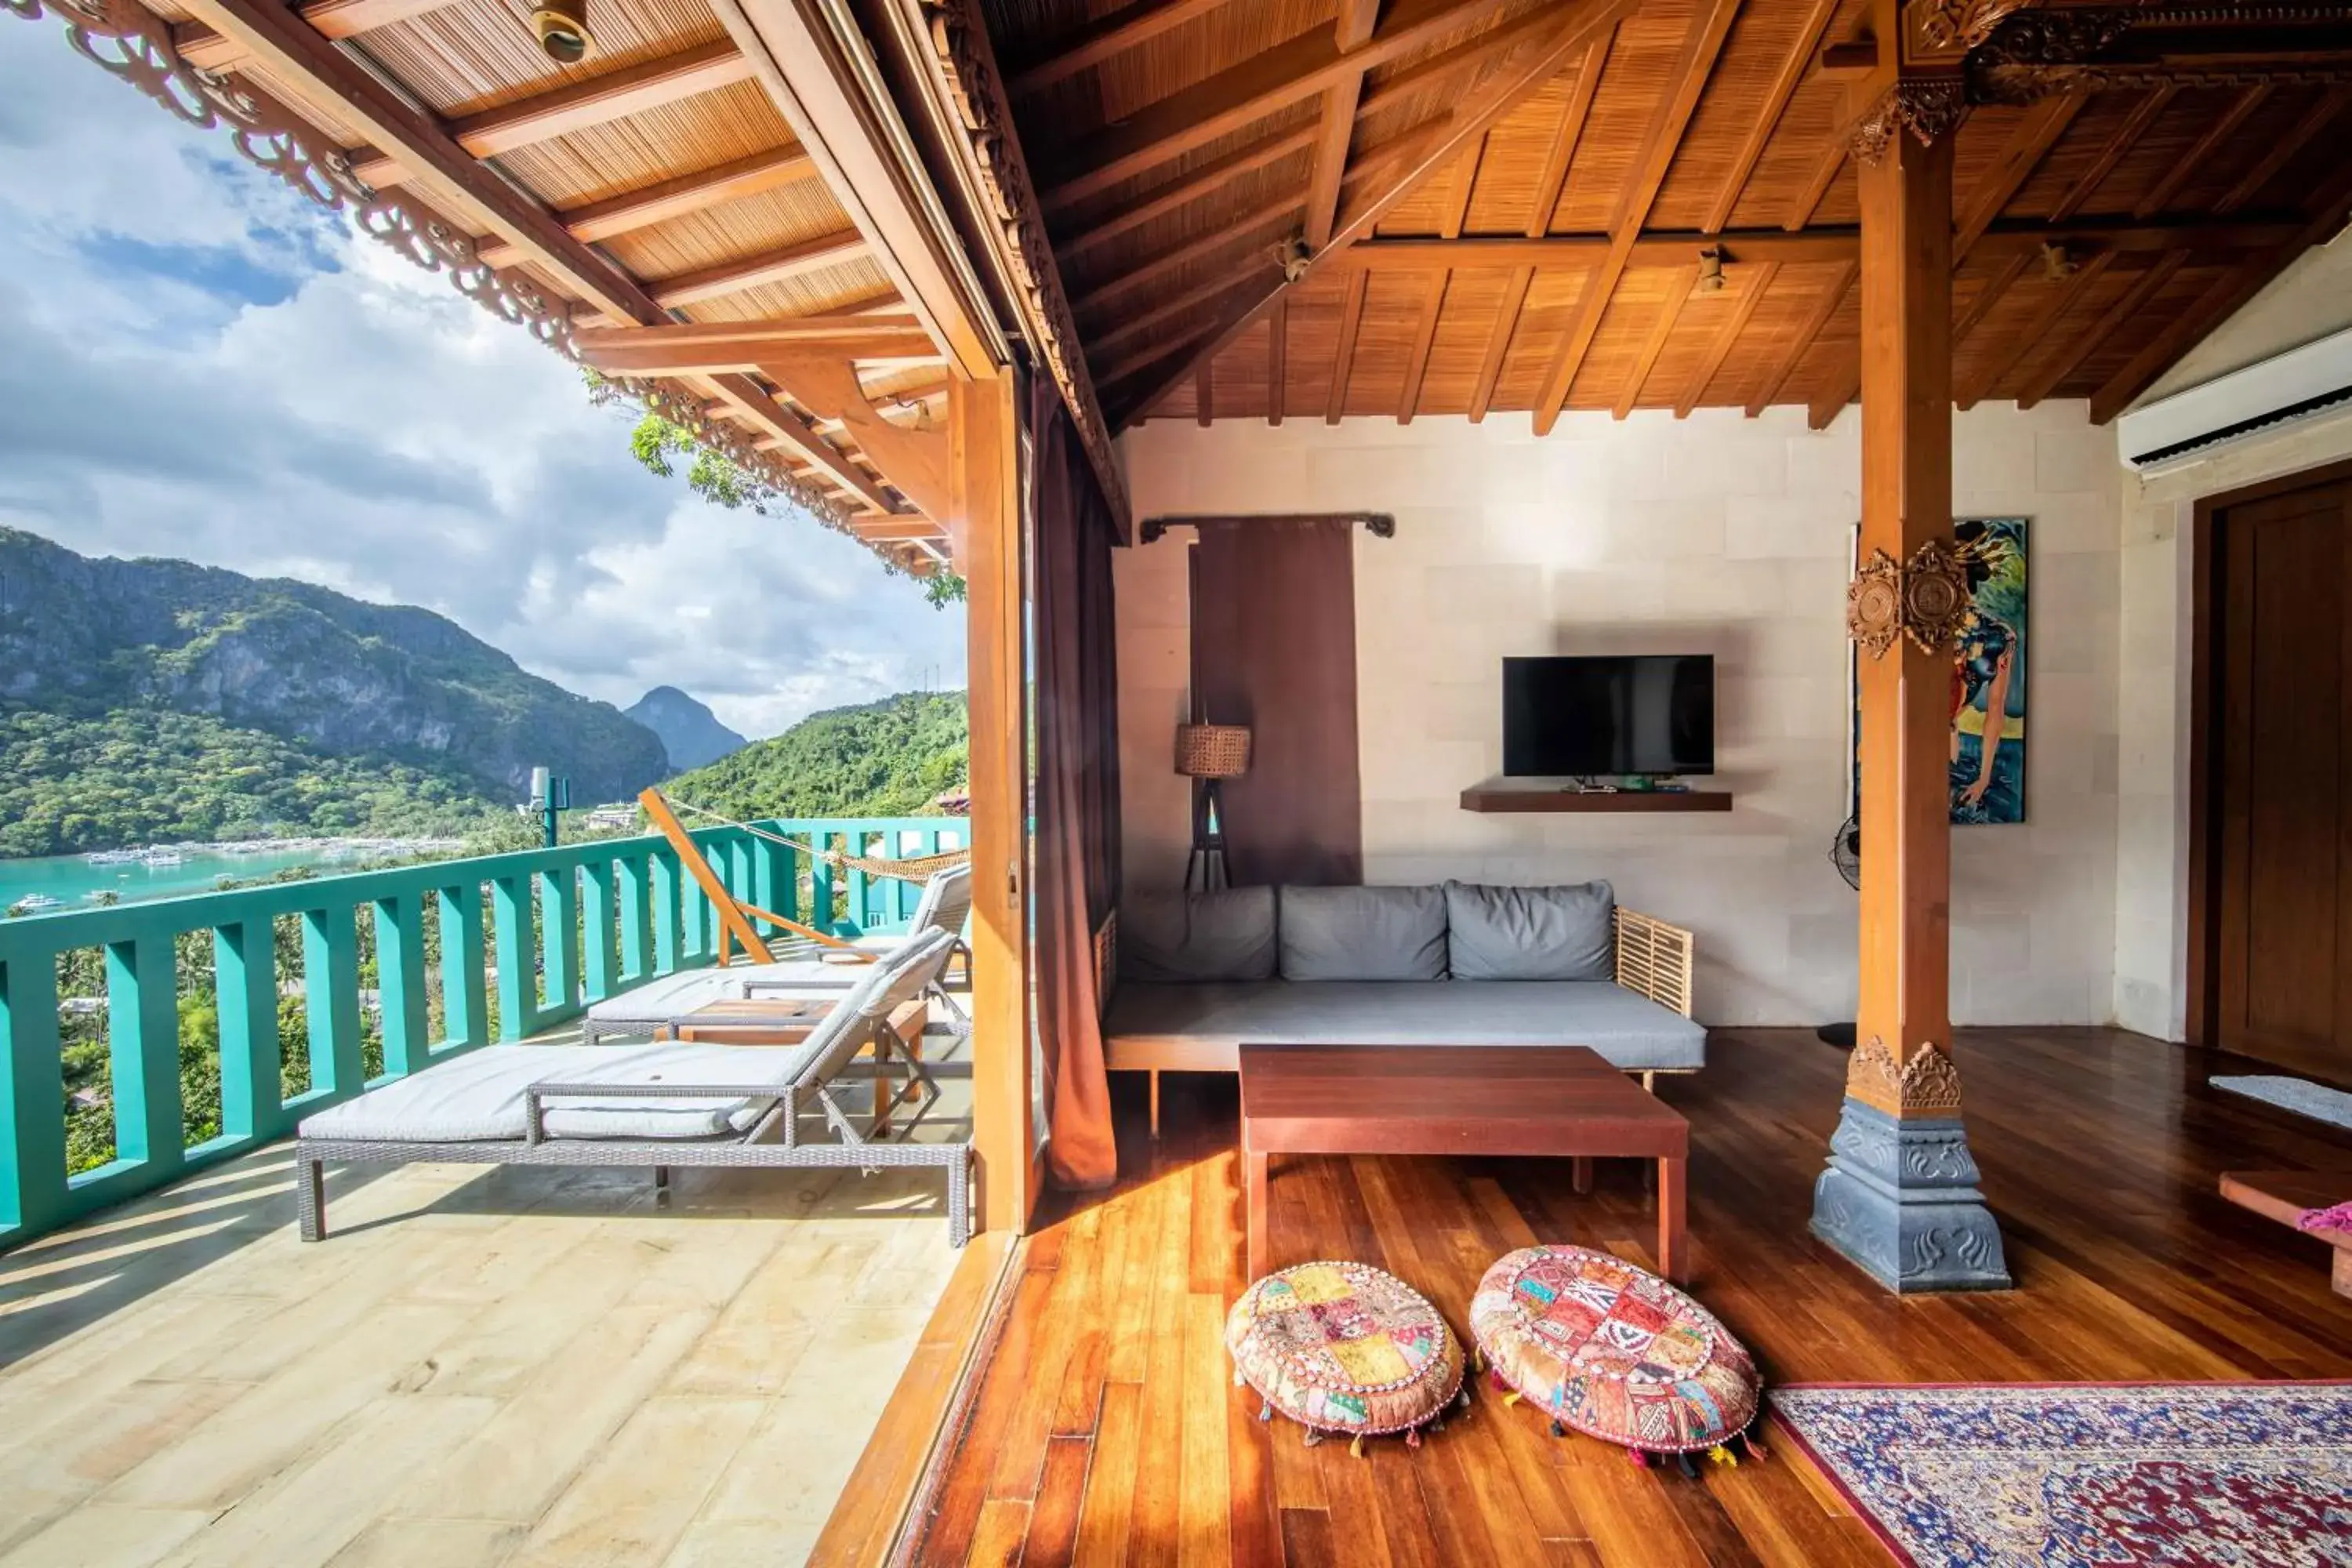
2118 324 2352 474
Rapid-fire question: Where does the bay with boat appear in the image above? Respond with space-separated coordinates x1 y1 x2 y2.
1 839 467 915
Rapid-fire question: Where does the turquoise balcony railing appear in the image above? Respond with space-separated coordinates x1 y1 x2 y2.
0 817 963 1250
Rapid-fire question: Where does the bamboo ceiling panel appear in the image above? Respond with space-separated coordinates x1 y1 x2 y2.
1018 1 1338 133
361 0 725 118
1457 72 1586 237
489 85 798 208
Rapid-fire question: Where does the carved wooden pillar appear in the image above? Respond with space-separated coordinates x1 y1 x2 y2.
1809 49 2011 1293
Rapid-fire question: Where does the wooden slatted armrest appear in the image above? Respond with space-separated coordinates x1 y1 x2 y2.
1613 907 1694 1018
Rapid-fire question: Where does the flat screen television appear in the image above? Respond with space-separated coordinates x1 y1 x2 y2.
1502 655 1715 777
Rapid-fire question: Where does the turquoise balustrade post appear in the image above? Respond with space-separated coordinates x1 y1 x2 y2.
539 866 580 1018
372 894 428 1080
437 883 488 1050
491 875 535 1042
848 834 872 935
583 861 618 1004
302 908 364 1098
616 856 653 983
651 851 682 975
678 840 709 962
752 835 784 937
1 956 68 1239
777 840 800 930
106 936 183 1174
811 833 837 937
212 919 285 1142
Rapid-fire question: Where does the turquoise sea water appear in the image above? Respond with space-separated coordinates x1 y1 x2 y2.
0 844 452 913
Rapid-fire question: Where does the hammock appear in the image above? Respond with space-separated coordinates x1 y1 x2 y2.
655 791 971 884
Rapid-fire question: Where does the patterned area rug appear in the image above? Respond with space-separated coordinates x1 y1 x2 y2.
2212 1074 2352 1131
1770 1382 2352 1567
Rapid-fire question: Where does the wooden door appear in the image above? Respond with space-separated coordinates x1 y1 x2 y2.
2211 477 2352 1080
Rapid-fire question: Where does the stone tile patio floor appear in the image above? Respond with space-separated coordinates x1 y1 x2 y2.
0 1026 967 1568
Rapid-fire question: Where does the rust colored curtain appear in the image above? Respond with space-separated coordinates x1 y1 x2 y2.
1192 517 1363 886
1033 380 1123 1190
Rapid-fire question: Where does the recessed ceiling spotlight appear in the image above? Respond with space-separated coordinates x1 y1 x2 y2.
531 0 595 64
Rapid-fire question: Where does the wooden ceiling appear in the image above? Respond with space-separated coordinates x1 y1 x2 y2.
974 0 2352 429
96 0 965 567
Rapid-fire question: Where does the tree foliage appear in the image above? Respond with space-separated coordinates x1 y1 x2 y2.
664 691 967 821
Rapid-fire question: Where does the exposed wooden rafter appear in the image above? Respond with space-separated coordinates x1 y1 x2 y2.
1327 270 1370 423
2017 251 2182 408
1268 295 1288 425
648 229 868 309
172 0 448 71
2047 87 2172 223
1532 0 1744 433
1702 0 1838 232
1306 0 1385 251
478 147 820 269
2134 87 2269 219
572 318 934 376
1055 126 1316 252
1008 0 1233 97
1679 260 1777 416
1748 260 1851 417
1616 266 1696 419
1958 251 2113 408
1073 197 1302 317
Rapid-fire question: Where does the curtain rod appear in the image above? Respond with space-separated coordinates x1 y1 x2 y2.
1137 512 1396 544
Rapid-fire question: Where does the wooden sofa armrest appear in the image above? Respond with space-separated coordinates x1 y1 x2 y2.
1613 908 1694 1018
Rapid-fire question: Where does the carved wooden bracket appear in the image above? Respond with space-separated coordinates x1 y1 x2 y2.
1964 4 2352 102
759 350 950 523
1846 1035 1967 1116
1847 539 1972 658
1849 78 1969 164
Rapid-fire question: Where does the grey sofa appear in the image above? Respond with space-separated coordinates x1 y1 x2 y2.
1102 881 1702 1134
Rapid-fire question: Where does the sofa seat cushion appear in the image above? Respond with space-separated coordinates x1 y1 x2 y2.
1103 981 1705 1071
297 1043 813 1144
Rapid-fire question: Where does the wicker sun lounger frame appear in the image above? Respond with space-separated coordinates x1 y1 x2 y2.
297 931 974 1247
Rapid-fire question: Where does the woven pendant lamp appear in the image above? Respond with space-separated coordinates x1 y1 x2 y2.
1176 724 1251 891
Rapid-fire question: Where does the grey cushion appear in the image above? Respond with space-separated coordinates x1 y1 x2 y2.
1103 981 1705 1071
1120 887 1277 982
1444 880 1616 982
1278 885 1448 982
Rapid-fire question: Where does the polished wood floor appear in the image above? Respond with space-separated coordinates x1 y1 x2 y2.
908 1028 2352 1567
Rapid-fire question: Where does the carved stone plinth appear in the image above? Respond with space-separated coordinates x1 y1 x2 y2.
1809 1098 2013 1293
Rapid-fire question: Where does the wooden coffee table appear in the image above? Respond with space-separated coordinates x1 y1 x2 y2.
1239 1044 1689 1282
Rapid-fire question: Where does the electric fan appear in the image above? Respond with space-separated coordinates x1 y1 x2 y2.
1819 812 1860 1050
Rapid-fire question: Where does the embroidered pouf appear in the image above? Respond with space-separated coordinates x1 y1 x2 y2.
1470 1244 1762 1473
1225 1260 1467 1451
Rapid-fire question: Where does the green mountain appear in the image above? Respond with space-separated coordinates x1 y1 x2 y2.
625 685 746 771
663 691 967 821
0 527 670 856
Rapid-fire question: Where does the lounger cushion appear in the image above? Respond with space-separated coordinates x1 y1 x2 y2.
1120 887 1279 982
1277 886 1448 982
296 1043 813 1143
1444 880 1615 982
1103 980 1705 1071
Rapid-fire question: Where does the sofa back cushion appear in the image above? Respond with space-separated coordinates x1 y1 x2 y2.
1443 880 1616 982
1120 887 1279 982
1279 885 1448 981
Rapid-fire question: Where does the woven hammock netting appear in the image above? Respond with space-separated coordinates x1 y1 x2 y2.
662 796 971 885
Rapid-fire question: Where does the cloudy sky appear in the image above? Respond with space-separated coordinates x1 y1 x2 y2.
0 33 965 739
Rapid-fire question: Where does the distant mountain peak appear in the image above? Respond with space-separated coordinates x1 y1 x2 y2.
626 687 746 773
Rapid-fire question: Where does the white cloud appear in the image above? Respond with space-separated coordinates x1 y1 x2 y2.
0 27 964 739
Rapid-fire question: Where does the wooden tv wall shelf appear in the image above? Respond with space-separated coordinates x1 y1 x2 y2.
1460 782 1734 813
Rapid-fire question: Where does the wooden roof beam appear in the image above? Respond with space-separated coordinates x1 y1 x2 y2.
1055 126 1316 252
697 372 901 514
474 146 822 269
1352 2 1569 124
1268 295 1288 425
1702 0 1838 233
1327 270 1370 423
757 350 949 520
573 318 935 376
2134 86 2270 220
1956 92 2085 249
1746 259 1850 416
1614 266 1695 419
1008 0 1236 97
2017 251 2183 408
1073 197 1301 318
852 517 950 543
2047 87 2175 223
1958 252 2114 408
1678 258 1776 417
1466 29 1610 423
1532 0 1741 434
1042 0 1523 209
1091 265 1278 357
1305 0 1384 252
648 229 867 309
2217 87 2350 212
172 0 448 71
1119 0 1639 424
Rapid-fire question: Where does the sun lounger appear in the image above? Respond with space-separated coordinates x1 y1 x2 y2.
294 928 972 1245
581 862 974 1044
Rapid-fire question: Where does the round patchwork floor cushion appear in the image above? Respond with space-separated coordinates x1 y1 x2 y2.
1225 1260 1466 1440
1470 1244 1759 1455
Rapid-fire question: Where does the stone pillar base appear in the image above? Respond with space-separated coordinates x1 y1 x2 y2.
1809 1098 2012 1293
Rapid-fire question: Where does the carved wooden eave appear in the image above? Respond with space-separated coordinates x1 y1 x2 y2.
1963 4 2352 102
882 0 1134 543
3 0 970 567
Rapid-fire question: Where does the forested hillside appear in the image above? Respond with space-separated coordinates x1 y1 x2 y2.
662 691 967 820
0 528 670 855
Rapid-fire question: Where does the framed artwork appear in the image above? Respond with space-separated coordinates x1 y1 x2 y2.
1849 517 2028 825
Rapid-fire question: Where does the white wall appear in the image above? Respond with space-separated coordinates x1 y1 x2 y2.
1115 405 2125 1028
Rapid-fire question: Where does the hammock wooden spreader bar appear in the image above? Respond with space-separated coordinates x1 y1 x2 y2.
638 789 869 965
650 790 971 884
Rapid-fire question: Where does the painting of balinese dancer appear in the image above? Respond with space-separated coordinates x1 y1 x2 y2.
1947 517 2027 824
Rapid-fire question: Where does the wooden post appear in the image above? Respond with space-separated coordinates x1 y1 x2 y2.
956 367 1037 1238
1809 39 2009 1293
